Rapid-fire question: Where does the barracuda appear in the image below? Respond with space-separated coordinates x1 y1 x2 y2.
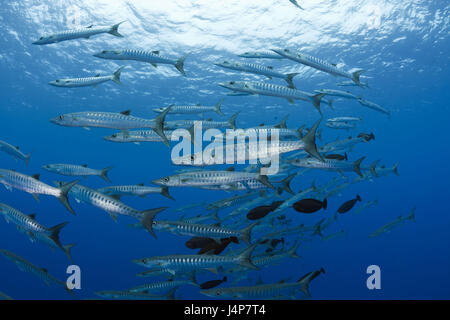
129 278 197 293
327 117 362 123
93 49 189 76
165 112 239 130
133 244 258 274
0 140 31 167
238 51 284 59
0 249 71 293
206 191 262 210
358 98 390 116
215 61 299 88
201 268 325 299
97 184 174 200
50 106 172 146
314 89 359 100
49 66 124 88
0 203 73 260
42 164 113 182
54 181 166 238
153 220 257 244
289 156 366 177
95 289 176 300
153 100 224 116
104 130 175 144
0 169 77 214
272 48 364 87
32 21 126 45
218 81 326 114
325 122 356 130
152 169 275 189
369 207 415 238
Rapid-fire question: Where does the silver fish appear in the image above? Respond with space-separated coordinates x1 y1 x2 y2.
369 207 415 237
0 140 31 166
97 184 174 200
238 51 284 59
42 164 113 182
358 98 390 116
153 100 224 116
49 66 124 88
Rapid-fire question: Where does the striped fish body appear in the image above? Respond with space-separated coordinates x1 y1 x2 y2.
238 51 284 59
95 49 176 65
51 111 155 130
0 203 49 235
43 164 101 177
325 122 356 130
50 75 113 88
0 140 30 163
154 170 260 187
201 282 304 299
129 279 194 293
104 130 174 143
165 119 230 130
246 82 313 101
154 105 217 115
98 185 163 197
315 89 358 99
216 62 287 80
154 220 243 240
0 169 60 197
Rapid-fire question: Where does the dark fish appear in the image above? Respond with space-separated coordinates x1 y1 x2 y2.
247 201 284 220
199 277 227 290
325 153 348 161
337 195 362 214
185 237 217 249
357 132 375 141
198 237 238 255
293 198 327 213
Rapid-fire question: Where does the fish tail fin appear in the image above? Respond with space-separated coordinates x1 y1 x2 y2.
63 244 76 262
356 194 362 202
214 99 224 116
312 93 325 115
354 156 366 177
257 175 274 189
57 180 79 215
160 186 175 200
406 207 416 222
370 132 375 140
139 207 168 238
100 166 113 182
312 218 325 237
153 105 172 147
352 69 364 86
285 73 299 89
228 112 239 129
165 287 178 300
289 241 300 258
48 221 69 252
25 152 32 167
393 162 399 176
327 99 334 110
175 53 189 76
302 119 323 161
237 244 258 270
280 173 295 195
240 222 258 245
112 66 125 85
109 21 126 37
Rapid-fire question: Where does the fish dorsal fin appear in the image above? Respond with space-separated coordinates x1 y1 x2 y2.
152 51 160 55
120 110 131 116
15 146 20 150
28 213 36 219
95 74 100 77
32 174 40 180
41 268 48 273
196 103 201 106
81 164 87 168
258 123 264 126
137 183 144 186
267 66 274 69
226 167 235 172
206 118 213 122
110 195 121 200
332 63 337 67
86 24 93 28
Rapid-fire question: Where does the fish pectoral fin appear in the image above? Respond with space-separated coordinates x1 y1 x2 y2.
31 193 40 202
287 98 295 104
107 212 118 222
151 63 158 68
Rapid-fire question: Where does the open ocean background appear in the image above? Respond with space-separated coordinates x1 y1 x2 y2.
0 0 449 300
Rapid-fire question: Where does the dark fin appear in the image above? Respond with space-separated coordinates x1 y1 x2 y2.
28 213 37 219
258 175 274 189
175 53 189 76
214 99 224 116
406 207 416 222
81 164 88 168
285 73 299 89
137 183 144 186
110 195 121 200
120 110 131 116
354 157 366 177
228 112 239 129
312 93 325 115
287 98 295 104
237 244 258 270
226 166 235 172
100 166 113 183
112 66 125 85
48 222 69 254
57 180 79 215
32 174 40 180
393 162 399 176
323 198 327 210
370 132 375 141
280 174 295 195
297 125 305 139
223 276 227 282
370 160 380 177
352 69 364 87
302 119 323 161
344 152 348 161
356 194 362 202
153 105 172 147
160 186 175 200
152 51 160 55
108 21 126 37
240 222 258 245
274 114 289 129
140 207 168 238
63 244 75 262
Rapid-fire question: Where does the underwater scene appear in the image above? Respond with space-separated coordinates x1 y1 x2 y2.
0 0 449 300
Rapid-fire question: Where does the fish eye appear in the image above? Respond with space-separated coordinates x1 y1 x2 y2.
58 115 63 120
164 177 169 182
190 155 195 161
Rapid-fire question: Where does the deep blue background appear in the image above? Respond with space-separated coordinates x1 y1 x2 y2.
0 0 449 299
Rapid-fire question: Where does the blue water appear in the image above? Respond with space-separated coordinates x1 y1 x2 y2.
0 0 449 300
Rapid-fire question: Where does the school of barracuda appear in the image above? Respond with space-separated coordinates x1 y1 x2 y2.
0 1 415 300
